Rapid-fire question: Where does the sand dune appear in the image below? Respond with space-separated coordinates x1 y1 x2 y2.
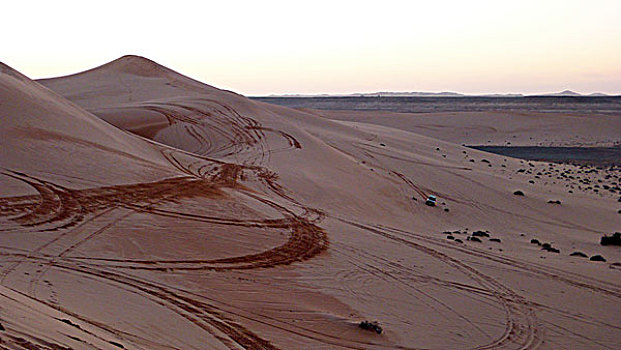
1 56 620 349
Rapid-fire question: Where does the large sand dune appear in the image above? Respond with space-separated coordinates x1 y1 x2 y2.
1 56 619 349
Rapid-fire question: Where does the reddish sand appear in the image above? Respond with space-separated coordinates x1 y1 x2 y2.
1 56 620 349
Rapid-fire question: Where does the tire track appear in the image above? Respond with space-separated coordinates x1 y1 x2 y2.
337 218 542 350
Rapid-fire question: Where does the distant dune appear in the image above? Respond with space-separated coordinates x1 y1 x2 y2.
1 56 620 350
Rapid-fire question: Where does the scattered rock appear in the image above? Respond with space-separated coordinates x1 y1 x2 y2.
472 231 490 237
469 236 482 243
379 143 386 147
481 159 490 163
110 341 125 349
359 320 383 334
541 243 560 253
454 239 463 243
570 251 588 258
590 255 606 262
0 323 4 331
513 190 525 196
59 319 81 329
530 239 541 245
600 232 621 246
547 200 561 204
489 238 501 243
446 235 455 240
444 208 450 212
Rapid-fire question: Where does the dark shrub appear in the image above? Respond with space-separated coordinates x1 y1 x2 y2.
590 255 606 262
570 252 587 258
600 232 621 246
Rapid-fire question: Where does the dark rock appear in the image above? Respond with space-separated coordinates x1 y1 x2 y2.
469 236 482 243
0 323 4 331
481 159 490 163
600 232 621 246
541 243 552 250
547 200 561 204
489 238 501 243
570 251 588 258
530 239 541 245
110 341 125 349
447 235 455 240
380 143 386 147
590 255 606 262
359 320 383 334
513 190 525 196
455 239 463 243
472 230 490 237
444 208 450 212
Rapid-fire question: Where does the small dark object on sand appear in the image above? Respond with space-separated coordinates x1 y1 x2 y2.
570 251 588 258
446 235 455 240
472 231 490 237
547 200 561 204
541 243 560 253
0 323 4 331
359 320 383 334
469 236 482 243
455 238 463 243
590 255 606 262
514 190 525 196
490 238 501 243
530 239 541 245
600 232 621 246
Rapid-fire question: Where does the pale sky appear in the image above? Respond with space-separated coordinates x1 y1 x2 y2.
3 0 621 95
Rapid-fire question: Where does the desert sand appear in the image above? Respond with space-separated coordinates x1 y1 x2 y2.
1 56 620 349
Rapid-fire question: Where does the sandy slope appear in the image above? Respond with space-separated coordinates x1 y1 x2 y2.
1 56 620 349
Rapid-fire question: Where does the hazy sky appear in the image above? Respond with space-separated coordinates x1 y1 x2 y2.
3 0 621 95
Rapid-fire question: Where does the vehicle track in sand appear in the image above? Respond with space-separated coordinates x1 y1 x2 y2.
380 225 621 299
0 146 328 349
337 218 543 350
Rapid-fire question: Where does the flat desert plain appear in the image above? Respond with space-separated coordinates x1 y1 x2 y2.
1 56 620 350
